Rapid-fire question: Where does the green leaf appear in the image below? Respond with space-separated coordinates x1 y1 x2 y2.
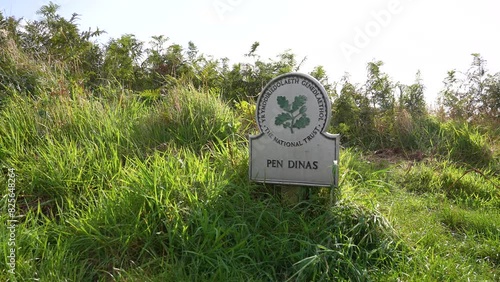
277 96 290 111
275 112 292 126
299 106 307 114
291 95 307 112
293 115 310 129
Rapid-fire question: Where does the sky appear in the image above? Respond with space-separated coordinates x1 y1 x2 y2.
2 0 500 105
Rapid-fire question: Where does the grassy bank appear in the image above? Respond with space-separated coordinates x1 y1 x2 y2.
1 87 498 281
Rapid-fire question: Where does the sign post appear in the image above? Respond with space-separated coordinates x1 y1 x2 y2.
249 73 339 199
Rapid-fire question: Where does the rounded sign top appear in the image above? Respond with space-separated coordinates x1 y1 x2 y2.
255 73 331 147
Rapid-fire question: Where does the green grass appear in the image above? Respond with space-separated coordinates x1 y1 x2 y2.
1 87 499 281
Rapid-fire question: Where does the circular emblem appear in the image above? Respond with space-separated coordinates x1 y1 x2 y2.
256 73 330 147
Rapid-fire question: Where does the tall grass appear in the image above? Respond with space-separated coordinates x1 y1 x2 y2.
392 116 497 169
1 87 499 280
400 160 499 209
0 87 409 281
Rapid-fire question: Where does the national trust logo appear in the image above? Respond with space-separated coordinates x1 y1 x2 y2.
256 73 329 147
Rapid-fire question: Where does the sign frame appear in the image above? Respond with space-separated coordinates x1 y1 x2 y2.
249 72 339 187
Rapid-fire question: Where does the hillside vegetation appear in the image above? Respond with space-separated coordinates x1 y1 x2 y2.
1 3 499 281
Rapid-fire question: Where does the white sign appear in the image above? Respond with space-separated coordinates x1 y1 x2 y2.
249 73 339 186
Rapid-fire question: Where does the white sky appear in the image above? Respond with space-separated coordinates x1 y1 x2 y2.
2 0 500 104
